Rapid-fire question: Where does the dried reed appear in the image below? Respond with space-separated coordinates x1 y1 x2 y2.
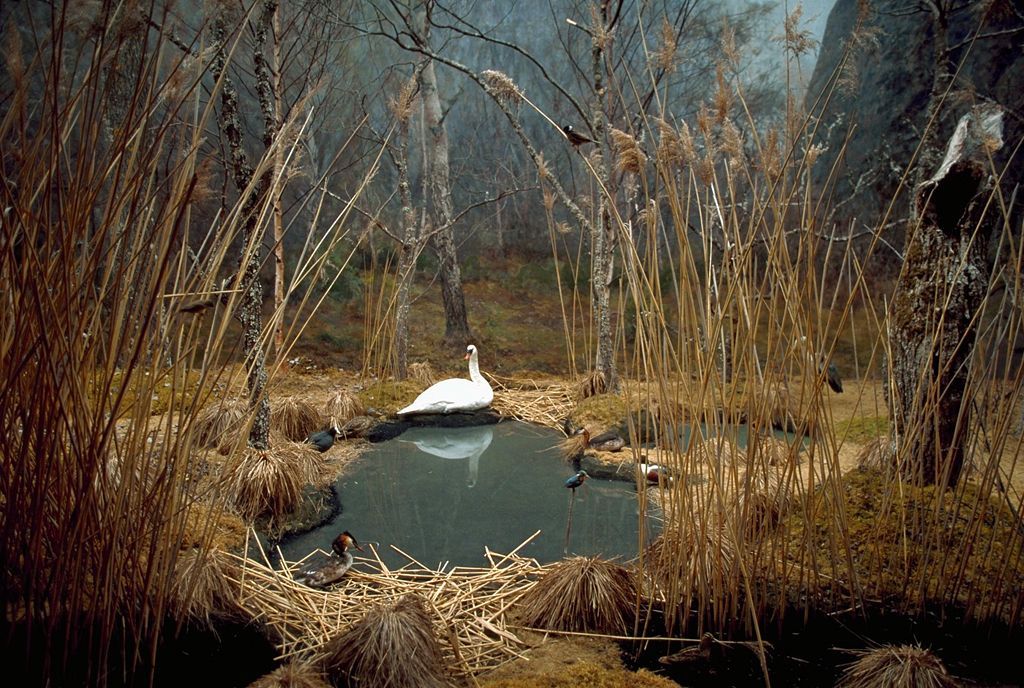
322 594 449 688
516 556 637 634
837 645 958 688
408 361 437 387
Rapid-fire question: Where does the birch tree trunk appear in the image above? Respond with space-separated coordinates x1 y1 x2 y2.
419 40 472 346
393 110 418 380
589 5 618 392
211 9 271 450
888 105 1003 486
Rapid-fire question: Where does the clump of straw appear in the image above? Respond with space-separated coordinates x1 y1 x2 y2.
271 396 322 442
324 388 364 426
856 437 895 471
169 546 242 627
194 397 250 448
408 361 436 387
559 429 588 465
226 446 305 521
247 661 331 688
516 556 637 634
322 594 448 688
576 370 608 400
837 645 957 688
273 439 330 488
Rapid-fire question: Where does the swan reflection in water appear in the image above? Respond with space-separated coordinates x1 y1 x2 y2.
400 425 494 487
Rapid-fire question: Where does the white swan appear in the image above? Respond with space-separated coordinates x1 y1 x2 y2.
397 344 494 415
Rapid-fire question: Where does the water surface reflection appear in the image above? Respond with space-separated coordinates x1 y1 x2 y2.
279 421 656 569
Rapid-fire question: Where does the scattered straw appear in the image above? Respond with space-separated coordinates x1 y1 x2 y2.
489 377 575 428
226 537 543 680
408 361 437 388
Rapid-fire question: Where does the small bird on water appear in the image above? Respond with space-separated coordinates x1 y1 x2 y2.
306 426 340 452
562 124 595 147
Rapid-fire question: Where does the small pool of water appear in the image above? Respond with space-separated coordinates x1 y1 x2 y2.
279 421 658 569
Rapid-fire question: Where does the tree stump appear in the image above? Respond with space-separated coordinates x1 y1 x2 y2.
888 104 1003 486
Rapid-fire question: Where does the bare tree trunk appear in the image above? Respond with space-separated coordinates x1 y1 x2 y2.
393 115 418 380
211 10 271 450
915 1 953 189
269 3 287 355
589 5 618 391
419 37 472 346
888 105 1003 486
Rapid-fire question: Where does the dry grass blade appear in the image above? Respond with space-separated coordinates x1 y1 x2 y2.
247 661 332 688
516 556 637 634
837 645 958 688
323 594 449 688
271 396 323 442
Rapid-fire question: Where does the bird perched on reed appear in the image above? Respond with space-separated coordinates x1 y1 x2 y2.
562 124 595 147
306 426 340 452
565 470 589 493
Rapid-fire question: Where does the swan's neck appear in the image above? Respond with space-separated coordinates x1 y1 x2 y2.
468 352 484 383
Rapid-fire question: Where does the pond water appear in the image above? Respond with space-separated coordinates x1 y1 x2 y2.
279 421 659 569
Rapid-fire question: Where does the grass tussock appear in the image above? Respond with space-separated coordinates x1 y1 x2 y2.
275 439 330 488
517 557 637 634
169 547 243 626
837 645 957 688
408 361 437 387
322 594 448 688
226 447 306 521
576 370 609 400
246 661 332 688
324 388 364 425
271 396 323 442
194 398 251 449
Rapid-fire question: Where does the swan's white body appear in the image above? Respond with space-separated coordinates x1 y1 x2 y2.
397 345 493 415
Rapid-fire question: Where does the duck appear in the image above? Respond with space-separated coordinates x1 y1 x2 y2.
585 428 626 452
397 344 493 415
639 463 672 484
306 426 340 452
295 530 363 589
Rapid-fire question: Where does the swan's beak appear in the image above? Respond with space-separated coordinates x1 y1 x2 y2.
464 352 471 360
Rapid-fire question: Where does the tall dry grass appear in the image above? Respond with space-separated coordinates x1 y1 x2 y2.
0 5 378 684
549 1 1024 649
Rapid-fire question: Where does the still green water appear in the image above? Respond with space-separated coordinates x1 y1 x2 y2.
279 421 658 569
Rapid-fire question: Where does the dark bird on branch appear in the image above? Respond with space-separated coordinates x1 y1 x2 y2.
565 470 589 492
563 124 595 147
824 360 843 394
